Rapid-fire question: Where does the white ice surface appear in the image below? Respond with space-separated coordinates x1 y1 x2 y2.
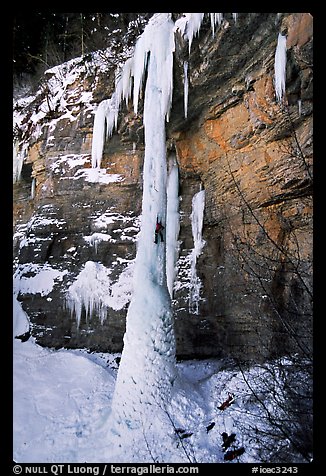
274 32 287 103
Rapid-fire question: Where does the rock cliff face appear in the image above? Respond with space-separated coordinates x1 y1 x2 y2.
13 13 313 362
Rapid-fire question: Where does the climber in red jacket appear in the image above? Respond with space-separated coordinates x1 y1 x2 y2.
154 219 164 244
218 393 235 411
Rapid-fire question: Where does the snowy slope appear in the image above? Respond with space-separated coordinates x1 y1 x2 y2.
13 298 310 463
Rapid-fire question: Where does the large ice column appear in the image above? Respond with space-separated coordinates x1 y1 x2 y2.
166 154 180 298
189 188 206 314
110 13 177 431
274 32 287 103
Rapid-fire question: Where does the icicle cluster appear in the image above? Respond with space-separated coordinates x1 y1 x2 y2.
91 12 238 165
210 13 223 37
66 261 111 326
66 260 134 327
176 13 205 53
274 32 287 103
91 94 119 168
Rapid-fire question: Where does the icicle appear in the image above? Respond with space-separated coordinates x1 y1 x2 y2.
191 188 205 257
183 61 189 119
122 57 134 105
91 100 109 168
91 95 119 168
30 178 36 199
13 142 25 183
274 32 287 103
232 13 238 23
189 188 206 314
210 13 223 37
133 34 148 115
115 57 133 107
216 13 223 26
84 233 110 254
114 65 123 106
210 13 216 37
298 99 302 117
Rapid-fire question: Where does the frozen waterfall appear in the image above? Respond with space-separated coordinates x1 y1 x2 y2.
109 13 177 430
87 12 228 439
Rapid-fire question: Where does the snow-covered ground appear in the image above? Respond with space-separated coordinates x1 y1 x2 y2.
13 297 311 464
